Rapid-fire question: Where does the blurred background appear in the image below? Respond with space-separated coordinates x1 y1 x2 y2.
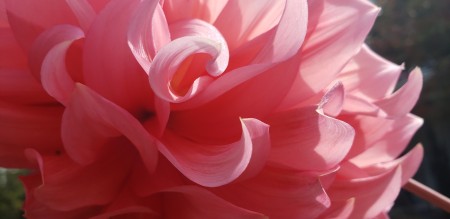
0 0 449 218
369 0 450 218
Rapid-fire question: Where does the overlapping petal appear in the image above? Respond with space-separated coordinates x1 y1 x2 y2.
158 118 270 187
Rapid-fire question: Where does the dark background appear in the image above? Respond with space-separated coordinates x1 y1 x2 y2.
0 0 449 218
368 0 450 218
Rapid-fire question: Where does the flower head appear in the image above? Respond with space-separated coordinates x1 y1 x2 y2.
0 0 423 218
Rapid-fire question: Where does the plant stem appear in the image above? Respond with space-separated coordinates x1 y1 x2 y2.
403 178 450 213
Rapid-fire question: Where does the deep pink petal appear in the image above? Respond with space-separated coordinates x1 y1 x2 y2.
338 44 403 100
0 27 27 68
0 69 54 104
62 84 158 172
21 174 101 219
128 0 170 72
156 186 266 219
83 0 153 113
213 165 331 219
279 0 380 109
158 118 270 187
5 0 79 51
267 86 354 171
375 68 423 118
25 146 134 211
0 102 63 168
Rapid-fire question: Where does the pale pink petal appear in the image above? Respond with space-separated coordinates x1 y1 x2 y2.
0 102 63 168
128 0 170 72
83 0 154 112
5 0 79 51
25 147 134 211
375 68 423 118
350 114 423 166
343 113 422 160
40 28 85 105
279 0 380 109
156 186 266 219
169 18 229 76
328 145 423 218
338 44 403 100
341 94 386 117
318 82 345 117
267 86 354 171
65 0 96 31
158 118 270 187
29 24 84 80
163 0 228 24
62 84 158 172
213 165 331 219
148 36 227 102
318 198 355 219
213 1 284 51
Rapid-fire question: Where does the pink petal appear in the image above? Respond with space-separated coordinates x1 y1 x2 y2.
163 0 228 24
0 69 54 104
0 27 27 68
279 0 380 109
148 36 227 102
25 147 134 211
62 84 158 173
29 24 84 80
83 0 154 113
21 174 101 219
328 145 423 218
318 198 355 219
0 102 63 168
158 118 270 187
267 86 354 171
128 0 170 72
338 44 403 100
65 0 96 31
212 165 331 219
5 0 79 51
156 186 266 219
40 27 85 105
341 94 386 117
349 114 423 166
375 68 423 118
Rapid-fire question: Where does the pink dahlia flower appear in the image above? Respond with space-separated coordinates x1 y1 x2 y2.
0 0 424 218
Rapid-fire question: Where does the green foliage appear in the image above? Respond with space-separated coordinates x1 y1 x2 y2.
0 169 25 219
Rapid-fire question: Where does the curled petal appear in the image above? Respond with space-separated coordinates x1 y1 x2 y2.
40 28 85 105
158 118 270 187
375 68 423 118
29 24 84 80
128 0 170 72
149 35 228 102
62 84 158 172
170 18 229 76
